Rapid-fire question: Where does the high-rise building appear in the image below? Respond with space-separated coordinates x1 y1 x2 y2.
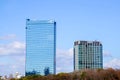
74 40 103 71
26 19 56 76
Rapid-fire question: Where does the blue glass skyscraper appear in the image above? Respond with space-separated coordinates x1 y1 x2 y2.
26 19 56 76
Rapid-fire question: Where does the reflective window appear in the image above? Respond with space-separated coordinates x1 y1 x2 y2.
26 19 56 76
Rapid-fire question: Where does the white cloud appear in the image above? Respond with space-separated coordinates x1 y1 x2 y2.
0 63 25 76
0 34 25 75
0 39 74 75
0 34 16 40
56 48 73 73
57 48 73 57
0 47 74 75
0 41 25 76
3 42 119 75
104 58 120 69
103 50 112 57
0 41 25 56
1 42 119 76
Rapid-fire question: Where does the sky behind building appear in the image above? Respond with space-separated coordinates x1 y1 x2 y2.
0 0 120 76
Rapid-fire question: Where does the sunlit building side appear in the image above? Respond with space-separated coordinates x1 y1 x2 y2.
26 19 56 76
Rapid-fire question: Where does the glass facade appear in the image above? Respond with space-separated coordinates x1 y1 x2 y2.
74 41 103 71
26 19 56 76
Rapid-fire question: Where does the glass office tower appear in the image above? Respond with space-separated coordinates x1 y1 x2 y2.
26 19 56 76
74 41 103 71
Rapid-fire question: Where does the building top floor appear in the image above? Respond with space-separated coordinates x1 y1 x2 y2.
74 40 102 46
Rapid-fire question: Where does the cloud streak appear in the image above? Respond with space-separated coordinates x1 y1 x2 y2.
0 40 120 76
104 58 120 69
56 48 73 73
0 34 16 40
0 41 25 56
103 50 112 57
0 41 25 76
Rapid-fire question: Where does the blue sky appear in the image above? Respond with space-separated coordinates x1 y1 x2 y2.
0 0 120 76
